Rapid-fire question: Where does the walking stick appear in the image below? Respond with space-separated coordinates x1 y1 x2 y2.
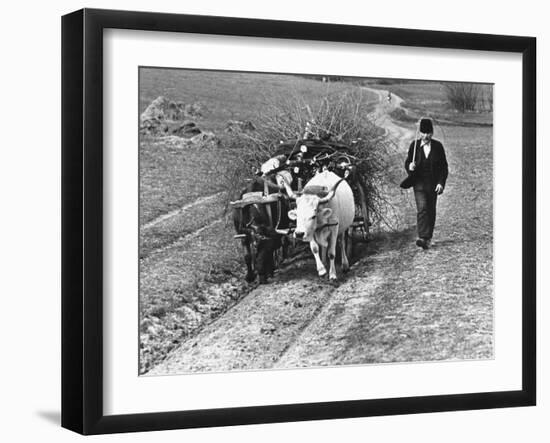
412 121 419 166
399 119 421 189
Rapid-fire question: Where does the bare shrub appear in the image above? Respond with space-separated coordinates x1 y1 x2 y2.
479 84 493 112
444 82 481 112
216 87 402 230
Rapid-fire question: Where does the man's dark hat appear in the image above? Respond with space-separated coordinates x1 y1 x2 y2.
419 118 433 133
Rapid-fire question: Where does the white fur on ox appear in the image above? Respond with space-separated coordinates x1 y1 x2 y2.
285 171 355 280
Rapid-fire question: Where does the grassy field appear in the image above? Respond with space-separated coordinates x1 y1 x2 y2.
139 69 378 225
139 68 378 132
367 79 493 126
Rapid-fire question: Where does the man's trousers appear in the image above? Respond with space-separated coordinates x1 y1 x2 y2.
414 189 438 240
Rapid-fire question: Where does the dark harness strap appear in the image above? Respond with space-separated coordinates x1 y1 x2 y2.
313 179 345 234
315 222 339 233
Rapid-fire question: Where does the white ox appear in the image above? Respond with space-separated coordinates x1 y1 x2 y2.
282 171 355 280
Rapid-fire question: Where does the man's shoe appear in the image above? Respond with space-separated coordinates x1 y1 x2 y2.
416 238 429 249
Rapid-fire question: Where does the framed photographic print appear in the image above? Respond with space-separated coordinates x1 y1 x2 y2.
61 8 536 435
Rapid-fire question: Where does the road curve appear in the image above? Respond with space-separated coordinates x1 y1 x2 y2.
363 87 415 151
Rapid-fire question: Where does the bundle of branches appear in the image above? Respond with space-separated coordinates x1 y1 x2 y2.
218 87 402 229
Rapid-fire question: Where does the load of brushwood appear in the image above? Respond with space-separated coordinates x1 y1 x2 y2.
218 87 402 230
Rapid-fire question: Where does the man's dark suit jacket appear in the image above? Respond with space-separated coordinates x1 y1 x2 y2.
404 138 449 190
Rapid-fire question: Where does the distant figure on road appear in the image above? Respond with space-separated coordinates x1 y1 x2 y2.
404 118 448 249
387 91 392 103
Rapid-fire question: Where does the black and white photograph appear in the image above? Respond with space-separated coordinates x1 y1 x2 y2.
138 68 494 376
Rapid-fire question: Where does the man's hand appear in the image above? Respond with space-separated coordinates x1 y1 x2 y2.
408 161 416 172
435 184 444 195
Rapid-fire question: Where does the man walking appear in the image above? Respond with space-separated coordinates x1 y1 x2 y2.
405 118 448 249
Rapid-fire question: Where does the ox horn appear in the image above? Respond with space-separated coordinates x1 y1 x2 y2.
318 178 345 204
279 174 299 200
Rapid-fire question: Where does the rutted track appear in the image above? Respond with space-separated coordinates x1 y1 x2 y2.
142 218 225 262
149 260 345 374
140 192 226 259
143 192 224 231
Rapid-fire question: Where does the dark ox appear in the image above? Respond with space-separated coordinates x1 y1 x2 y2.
231 177 290 284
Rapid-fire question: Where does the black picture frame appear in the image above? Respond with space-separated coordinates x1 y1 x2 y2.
62 8 536 435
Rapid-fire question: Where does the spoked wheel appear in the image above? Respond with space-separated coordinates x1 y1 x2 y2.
345 228 354 262
352 180 370 242
273 244 284 270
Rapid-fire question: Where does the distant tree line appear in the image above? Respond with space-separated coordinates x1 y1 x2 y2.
296 74 366 85
297 75 493 114
444 83 493 112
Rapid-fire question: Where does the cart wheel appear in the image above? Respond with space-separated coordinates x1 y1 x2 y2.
273 246 284 270
345 228 354 262
355 181 370 241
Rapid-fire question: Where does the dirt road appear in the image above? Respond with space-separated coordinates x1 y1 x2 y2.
147 89 493 375
365 87 415 150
